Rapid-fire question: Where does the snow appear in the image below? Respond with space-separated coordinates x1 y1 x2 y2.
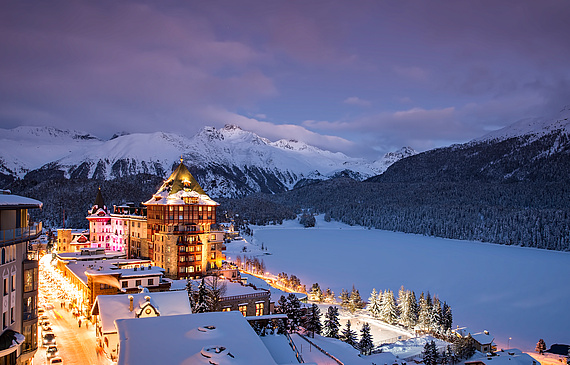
0 124 412 185
116 311 278 365
93 291 191 334
0 193 43 208
260 333 301 364
475 105 570 143
225 215 570 352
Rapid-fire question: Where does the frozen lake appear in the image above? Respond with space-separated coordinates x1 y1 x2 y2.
226 215 570 352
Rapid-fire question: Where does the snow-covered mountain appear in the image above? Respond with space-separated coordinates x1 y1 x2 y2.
0 124 415 197
474 105 570 143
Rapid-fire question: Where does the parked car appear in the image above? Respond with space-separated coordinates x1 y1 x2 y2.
46 345 58 359
41 325 53 336
42 332 56 347
50 357 63 364
38 308 45 316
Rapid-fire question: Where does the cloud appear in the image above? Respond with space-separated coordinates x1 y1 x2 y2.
343 97 371 107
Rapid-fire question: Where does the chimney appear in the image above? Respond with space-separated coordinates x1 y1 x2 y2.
128 295 134 312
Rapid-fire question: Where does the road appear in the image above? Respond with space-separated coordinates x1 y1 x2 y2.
34 298 111 365
35 254 112 365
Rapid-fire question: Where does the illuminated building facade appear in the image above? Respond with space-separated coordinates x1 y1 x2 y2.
0 190 43 365
143 160 225 279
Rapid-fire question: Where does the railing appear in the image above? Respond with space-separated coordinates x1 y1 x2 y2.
285 331 304 363
219 291 271 302
296 332 344 365
0 222 42 244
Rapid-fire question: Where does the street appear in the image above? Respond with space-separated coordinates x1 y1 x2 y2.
35 255 112 365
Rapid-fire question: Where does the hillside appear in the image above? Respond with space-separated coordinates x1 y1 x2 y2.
233 107 570 251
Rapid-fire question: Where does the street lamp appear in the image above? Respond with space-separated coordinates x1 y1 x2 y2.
508 337 512 349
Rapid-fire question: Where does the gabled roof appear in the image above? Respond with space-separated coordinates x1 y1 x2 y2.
92 291 192 334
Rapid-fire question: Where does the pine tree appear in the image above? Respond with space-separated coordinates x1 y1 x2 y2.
286 293 302 331
418 292 430 330
323 306 341 339
324 288 335 303
430 296 442 333
442 301 453 332
409 290 419 327
339 289 350 310
358 323 374 355
341 320 358 348
349 285 364 313
310 283 323 302
194 278 209 313
422 340 439 365
367 288 382 318
535 339 546 354
380 290 398 324
304 304 322 337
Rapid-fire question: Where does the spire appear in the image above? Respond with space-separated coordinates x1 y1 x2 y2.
94 187 105 210
159 160 206 196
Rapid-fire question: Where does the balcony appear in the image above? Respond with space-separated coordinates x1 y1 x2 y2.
0 222 42 246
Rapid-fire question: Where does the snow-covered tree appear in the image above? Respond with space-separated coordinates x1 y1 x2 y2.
304 304 322 337
324 288 335 303
418 292 430 330
194 278 209 313
442 301 453 332
359 323 374 356
323 306 340 339
399 289 417 327
422 340 439 365
339 289 350 310
430 296 442 333
367 288 382 318
535 339 546 354
286 293 302 330
341 320 358 348
349 285 365 313
380 290 398 324
310 283 323 302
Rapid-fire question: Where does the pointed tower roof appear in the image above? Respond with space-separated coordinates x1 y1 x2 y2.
144 159 218 206
158 159 206 196
94 187 105 210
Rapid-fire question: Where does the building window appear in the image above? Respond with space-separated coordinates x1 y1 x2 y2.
222 307 231 312
10 274 15 292
210 253 215 260
3 278 7 296
2 312 6 329
239 305 247 317
10 307 14 324
148 279 154 286
24 268 37 292
122 281 128 288
135 280 142 287
255 302 264 316
100 283 111 290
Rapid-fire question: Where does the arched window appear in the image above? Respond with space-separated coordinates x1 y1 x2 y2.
1 248 5 265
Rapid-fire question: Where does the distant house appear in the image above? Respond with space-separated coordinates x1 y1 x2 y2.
91 291 192 361
453 327 497 353
466 349 538 365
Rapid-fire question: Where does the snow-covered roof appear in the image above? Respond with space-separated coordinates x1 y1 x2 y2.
56 250 125 261
63 259 157 285
116 311 278 365
93 291 191 334
88 265 164 278
467 349 537 365
143 160 219 206
241 273 307 302
0 193 42 209
472 331 494 345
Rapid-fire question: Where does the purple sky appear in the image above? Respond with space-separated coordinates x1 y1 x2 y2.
2 1 570 159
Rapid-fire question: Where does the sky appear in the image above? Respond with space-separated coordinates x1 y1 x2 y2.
2 0 570 160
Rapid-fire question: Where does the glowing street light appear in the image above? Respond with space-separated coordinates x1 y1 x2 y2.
508 337 512 349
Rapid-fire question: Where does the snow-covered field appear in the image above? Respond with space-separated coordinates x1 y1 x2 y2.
226 215 570 352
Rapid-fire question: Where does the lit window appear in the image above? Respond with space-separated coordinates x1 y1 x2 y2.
255 302 264 316
222 307 231 312
239 305 247 316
